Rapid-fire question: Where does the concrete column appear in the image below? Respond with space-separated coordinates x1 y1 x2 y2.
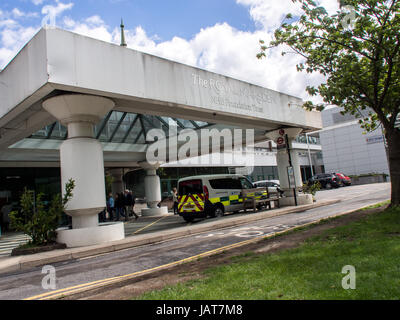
139 162 169 217
42 94 125 247
266 128 313 206
109 168 125 195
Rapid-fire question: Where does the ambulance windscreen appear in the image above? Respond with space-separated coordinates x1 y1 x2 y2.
178 180 203 195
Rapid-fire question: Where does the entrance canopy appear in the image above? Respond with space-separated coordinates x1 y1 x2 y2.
0 27 323 247
0 27 322 164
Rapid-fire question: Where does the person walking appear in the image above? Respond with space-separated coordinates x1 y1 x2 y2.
124 189 138 221
129 190 139 219
106 193 114 221
115 193 123 221
123 190 131 221
172 187 179 215
118 192 126 220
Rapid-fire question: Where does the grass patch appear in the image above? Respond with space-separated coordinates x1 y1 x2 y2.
360 200 390 210
137 206 400 300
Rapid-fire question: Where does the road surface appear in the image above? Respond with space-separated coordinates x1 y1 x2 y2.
0 183 390 300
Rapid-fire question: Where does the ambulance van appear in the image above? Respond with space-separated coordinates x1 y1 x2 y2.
177 174 268 222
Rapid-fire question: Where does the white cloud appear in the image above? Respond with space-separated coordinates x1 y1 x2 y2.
0 6 41 68
42 0 73 19
0 24 38 67
12 8 39 19
32 0 45 5
236 0 304 31
11 8 24 18
236 0 340 31
85 15 105 26
318 0 341 15
70 23 113 43
61 16 112 43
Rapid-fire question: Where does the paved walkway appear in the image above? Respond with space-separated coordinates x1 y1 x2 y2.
0 216 173 258
0 233 31 257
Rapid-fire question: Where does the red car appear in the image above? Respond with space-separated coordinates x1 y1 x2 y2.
334 173 352 186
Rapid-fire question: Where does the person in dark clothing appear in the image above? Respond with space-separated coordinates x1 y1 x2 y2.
129 190 139 219
124 190 138 220
172 187 179 215
115 193 124 221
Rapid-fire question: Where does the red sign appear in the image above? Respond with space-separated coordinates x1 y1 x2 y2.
277 137 285 145
279 129 285 136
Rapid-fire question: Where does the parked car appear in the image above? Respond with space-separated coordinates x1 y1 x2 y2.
333 173 352 186
253 180 283 196
308 173 342 189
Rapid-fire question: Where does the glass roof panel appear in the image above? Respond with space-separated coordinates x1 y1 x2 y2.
175 119 196 129
50 122 67 139
30 124 52 138
111 113 135 143
28 111 213 145
193 120 209 127
124 119 145 144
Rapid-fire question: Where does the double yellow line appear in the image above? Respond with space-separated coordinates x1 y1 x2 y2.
26 201 381 301
25 235 266 300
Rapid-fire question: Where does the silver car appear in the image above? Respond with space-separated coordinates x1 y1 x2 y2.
253 180 283 195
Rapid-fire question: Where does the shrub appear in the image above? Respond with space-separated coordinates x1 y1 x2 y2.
302 181 321 197
9 179 75 246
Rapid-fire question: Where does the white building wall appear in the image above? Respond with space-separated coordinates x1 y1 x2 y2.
320 108 389 176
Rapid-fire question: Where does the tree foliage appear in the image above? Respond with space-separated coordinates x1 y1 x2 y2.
258 0 400 205
259 0 399 131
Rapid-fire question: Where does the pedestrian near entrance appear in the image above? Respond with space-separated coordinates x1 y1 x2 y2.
129 190 139 219
107 193 114 221
172 187 179 215
115 193 124 221
124 189 138 220
1 203 12 232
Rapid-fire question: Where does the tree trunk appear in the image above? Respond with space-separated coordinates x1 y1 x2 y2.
385 128 400 206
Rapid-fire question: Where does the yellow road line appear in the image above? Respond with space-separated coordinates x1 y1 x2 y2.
25 200 389 301
130 216 168 236
27 236 259 300
25 225 305 301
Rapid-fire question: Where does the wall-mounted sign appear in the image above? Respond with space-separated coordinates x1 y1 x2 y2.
287 166 295 188
277 136 286 150
366 135 384 145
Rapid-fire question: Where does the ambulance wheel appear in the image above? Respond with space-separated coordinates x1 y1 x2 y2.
183 216 194 223
212 204 225 218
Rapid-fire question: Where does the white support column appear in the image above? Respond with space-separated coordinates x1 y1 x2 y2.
109 168 125 195
43 94 125 247
267 128 313 206
139 162 169 217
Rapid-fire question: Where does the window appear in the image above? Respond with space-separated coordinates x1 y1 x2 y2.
240 177 254 189
210 178 242 190
255 182 267 188
179 180 203 195
265 182 278 187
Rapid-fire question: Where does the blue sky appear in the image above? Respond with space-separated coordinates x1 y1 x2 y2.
1 0 256 42
0 0 339 100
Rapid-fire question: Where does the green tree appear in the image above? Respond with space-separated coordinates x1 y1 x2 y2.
258 0 399 206
9 179 75 245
